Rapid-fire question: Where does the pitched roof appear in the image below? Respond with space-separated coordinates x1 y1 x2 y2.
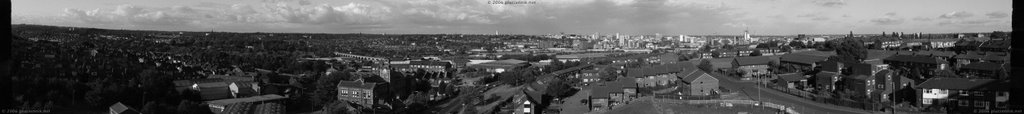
733 56 771 66
777 73 806 82
780 53 828 65
789 51 836 57
626 62 687 78
489 59 527 65
847 74 871 80
865 50 897 60
679 69 712 83
337 80 378 89
200 86 233 100
555 53 611 59
206 94 287 106
917 78 997 90
410 60 453 66
703 58 734 69
109 102 137 114
883 55 946 64
981 53 1009 61
961 62 1003 71
591 85 614 98
954 51 985 59
914 51 955 57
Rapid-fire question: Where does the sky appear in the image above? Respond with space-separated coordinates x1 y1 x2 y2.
11 0 1013 35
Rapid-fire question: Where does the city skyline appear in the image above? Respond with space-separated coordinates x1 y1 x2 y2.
12 0 1013 35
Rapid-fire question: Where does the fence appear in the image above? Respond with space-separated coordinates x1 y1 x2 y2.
676 99 800 114
768 85 885 111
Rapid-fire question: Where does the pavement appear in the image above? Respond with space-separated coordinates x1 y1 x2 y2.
707 71 877 114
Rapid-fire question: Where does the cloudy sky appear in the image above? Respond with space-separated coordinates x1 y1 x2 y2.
12 0 1012 35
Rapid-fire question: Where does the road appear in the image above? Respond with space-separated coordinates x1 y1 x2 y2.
707 71 876 114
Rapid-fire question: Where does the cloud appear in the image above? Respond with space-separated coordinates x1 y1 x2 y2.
938 11 974 19
811 17 829 21
795 13 829 21
813 0 846 7
884 12 897 16
938 19 1001 26
870 17 904 25
47 0 743 34
912 17 932 21
57 3 392 30
985 12 1008 18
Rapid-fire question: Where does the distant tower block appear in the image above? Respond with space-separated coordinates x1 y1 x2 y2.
744 28 751 42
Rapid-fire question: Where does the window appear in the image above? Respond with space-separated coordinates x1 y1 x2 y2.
975 101 987 107
924 89 932 93
974 91 984 96
959 100 970 106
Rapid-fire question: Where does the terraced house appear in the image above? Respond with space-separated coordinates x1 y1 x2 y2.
627 63 685 87
733 56 771 80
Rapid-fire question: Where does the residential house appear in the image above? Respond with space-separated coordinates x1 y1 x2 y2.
589 79 639 111
627 63 684 87
716 50 738 58
979 39 1010 52
500 85 546 114
883 55 949 76
699 58 734 73
578 70 602 84
779 53 829 72
737 49 756 57
815 71 841 91
915 78 1011 112
228 81 260 98
206 94 287 114
678 68 719 96
589 87 612 111
608 79 640 108
958 62 1006 79
953 51 985 68
775 73 807 89
980 52 1009 64
927 38 959 49
648 53 679 64
110 102 140 114
733 56 771 81
409 60 453 73
337 80 383 107
697 52 713 59
555 53 611 62
844 69 896 101
196 82 233 101
469 59 528 73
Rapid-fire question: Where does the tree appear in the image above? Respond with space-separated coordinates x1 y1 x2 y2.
750 50 763 56
545 78 578 98
789 41 806 48
991 31 1009 39
834 40 867 62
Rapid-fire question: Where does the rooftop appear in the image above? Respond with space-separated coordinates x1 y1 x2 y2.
780 53 828 65
337 80 379 89
777 73 806 82
883 55 946 64
206 94 287 106
733 56 771 66
961 62 1003 71
626 62 687 78
916 78 997 90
